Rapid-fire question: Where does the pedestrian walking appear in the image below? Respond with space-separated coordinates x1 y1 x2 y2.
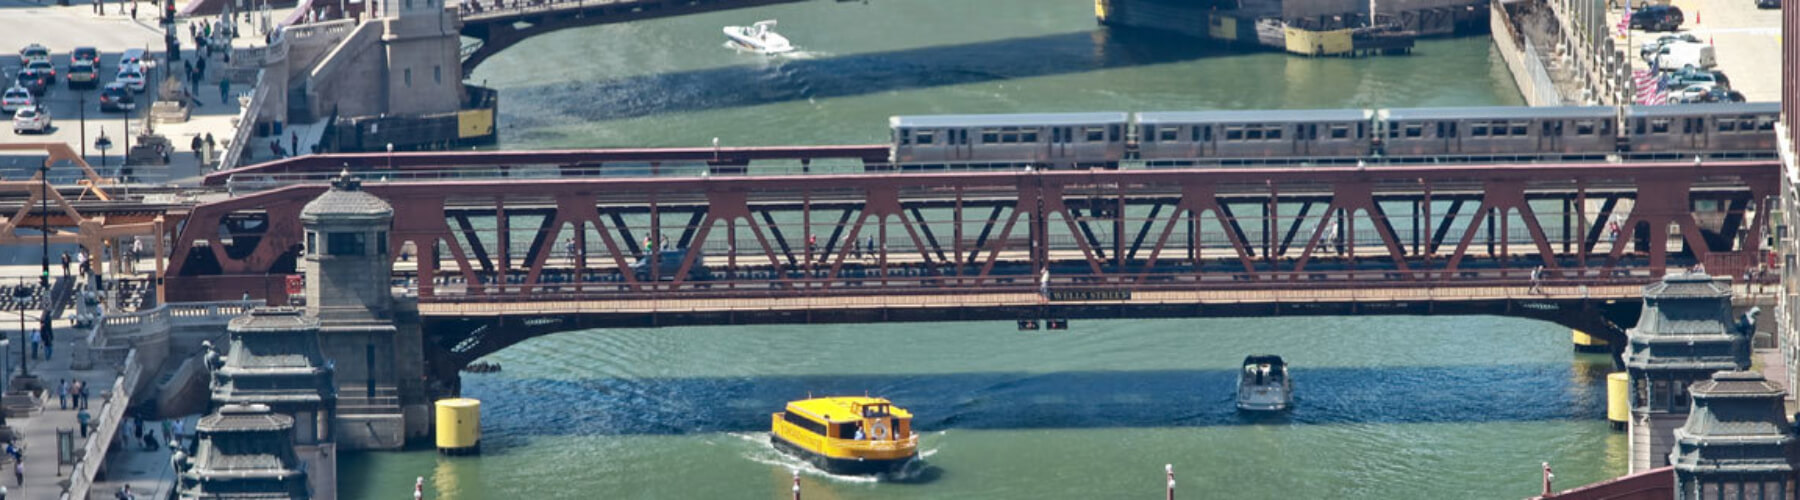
80 380 89 409
290 131 298 156
57 379 67 410
77 409 91 438
60 252 70 277
1530 265 1544 294
205 133 216 154
13 459 21 486
219 78 230 103
29 328 40 360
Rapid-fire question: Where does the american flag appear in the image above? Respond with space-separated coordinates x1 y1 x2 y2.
1633 69 1669 105
1616 0 1632 37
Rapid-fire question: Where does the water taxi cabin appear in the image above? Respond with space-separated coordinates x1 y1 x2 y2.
771 396 919 475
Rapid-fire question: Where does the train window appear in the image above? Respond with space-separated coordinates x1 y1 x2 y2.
1110 125 1121 142
1471 124 1487 137
1386 122 1399 139
898 129 909 145
982 129 999 143
1510 124 1527 136
1226 127 1244 141
1246 128 1264 140
1142 125 1157 142
1404 125 1423 138
1357 123 1365 139
1085 127 1104 142
1448 122 1457 138
1022 130 1039 143
1159 128 1178 142
1001 130 1019 143
1718 120 1736 132
1192 126 1202 142
1266 127 1281 140
1758 116 1777 130
1542 122 1555 136
1330 126 1348 139
1575 121 1595 135
1437 122 1447 138
1650 119 1670 134
1204 126 1213 142
917 131 934 145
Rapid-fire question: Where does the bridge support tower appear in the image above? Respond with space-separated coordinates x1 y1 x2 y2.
300 171 430 449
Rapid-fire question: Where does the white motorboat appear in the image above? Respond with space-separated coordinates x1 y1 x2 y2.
724 20 794 54
1236 355 1293 412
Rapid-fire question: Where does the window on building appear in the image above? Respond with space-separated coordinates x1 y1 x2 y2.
378 232 389 255
327 232 366 256
434 66 442 84
306 231 316 254
404 68 412 87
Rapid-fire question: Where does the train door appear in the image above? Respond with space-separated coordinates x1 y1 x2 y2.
1538 119 1559 152
1689 117 1708 150
1199 125 1215 158
1296 124 1313 156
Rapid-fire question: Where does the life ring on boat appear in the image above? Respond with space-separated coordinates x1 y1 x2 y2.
869 421 891 440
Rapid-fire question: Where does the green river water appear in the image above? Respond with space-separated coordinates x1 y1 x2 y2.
340 2 1619 498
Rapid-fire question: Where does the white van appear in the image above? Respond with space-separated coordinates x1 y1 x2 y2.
1652 42 1717 71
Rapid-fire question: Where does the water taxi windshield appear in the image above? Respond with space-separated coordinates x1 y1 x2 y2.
860 404 891 418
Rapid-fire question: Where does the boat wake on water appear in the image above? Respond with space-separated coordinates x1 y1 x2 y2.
728 432 940 483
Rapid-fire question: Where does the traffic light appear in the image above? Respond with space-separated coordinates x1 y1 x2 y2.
39 270 49 288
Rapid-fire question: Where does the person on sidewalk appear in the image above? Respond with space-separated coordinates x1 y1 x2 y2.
60 252 70 277
13 459 22 486
79 381 89 409
290 131 298 156
77 409 91 438
28 329 39 361
57 380 67 410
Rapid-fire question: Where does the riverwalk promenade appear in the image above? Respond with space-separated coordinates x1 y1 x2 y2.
0 258 186 500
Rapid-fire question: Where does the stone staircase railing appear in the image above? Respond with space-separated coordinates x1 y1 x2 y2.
76 301 260 370
60 348 139 500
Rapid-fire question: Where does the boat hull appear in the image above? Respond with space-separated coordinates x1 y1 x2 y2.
771 434 916 475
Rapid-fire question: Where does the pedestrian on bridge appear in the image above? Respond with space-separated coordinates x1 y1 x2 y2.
77 409 91 438
57 380 67 410
219 78 230 104
1530 265 1544 295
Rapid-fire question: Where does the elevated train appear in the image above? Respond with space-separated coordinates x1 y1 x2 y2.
887 102 1779 168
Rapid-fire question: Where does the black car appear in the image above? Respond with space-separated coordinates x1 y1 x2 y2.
1757 0 1779 9
14 70 49 97
630 248 713 281
1630 5 1684 32
98 83 135 112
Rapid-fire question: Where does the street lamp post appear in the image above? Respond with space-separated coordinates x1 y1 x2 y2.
12 281 28 380
79 93 88 160
96 129 113 170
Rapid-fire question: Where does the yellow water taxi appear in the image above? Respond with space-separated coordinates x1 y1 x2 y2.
770 396 918 475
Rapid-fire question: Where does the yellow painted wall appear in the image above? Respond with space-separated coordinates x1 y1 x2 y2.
1284 27 1353 55
457 109 495 139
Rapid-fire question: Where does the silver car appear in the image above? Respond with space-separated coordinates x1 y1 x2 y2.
0 86 32 114
12 105 51 134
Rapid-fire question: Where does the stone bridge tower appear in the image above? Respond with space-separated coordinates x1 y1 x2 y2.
300 171 429 449
1625 272 1750 472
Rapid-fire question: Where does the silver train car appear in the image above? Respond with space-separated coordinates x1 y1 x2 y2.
1623 102 1778 155
885 103 1779 169
1135 109 1373 162
888 112 1129 169
1375 106 1619 158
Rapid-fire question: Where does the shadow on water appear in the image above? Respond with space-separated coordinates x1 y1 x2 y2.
463 361 1615 442
502 28 1242 127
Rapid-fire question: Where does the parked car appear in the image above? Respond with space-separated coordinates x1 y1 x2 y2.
1650 41 1715 70
66 60 99 89
630 248 713 281
1 86 32 114
15 69 50 97
12 105 50 134
1757 0 1779 9
1639 33 1700 60
70 46 99 66
1663 66 1729 91
114 67 145 93
18 43 50 64
24 59 57 83
1671 83 1719 103
98 83 135 112
1630 5 1684 32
